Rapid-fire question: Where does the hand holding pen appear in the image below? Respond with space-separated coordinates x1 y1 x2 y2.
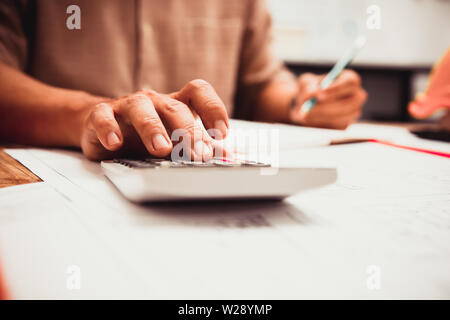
289 36 368 130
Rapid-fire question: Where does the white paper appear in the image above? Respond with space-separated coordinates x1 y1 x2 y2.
0 182 145 299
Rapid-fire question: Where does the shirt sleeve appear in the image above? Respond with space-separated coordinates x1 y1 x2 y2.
233 0 295 120
0 0 30 70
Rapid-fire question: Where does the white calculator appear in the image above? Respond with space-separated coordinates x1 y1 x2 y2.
101 158 337 202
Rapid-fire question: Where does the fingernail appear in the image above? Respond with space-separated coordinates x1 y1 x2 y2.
152 133 170 150
214 120 228 138
107 132 120 147
194 140 212 159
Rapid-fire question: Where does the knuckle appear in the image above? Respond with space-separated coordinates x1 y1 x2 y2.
298 73 320 89
90 106 112 128
187 79 211 91
202 98 224 112
126 93 150 105
163 99 187 114
181 120 197 133
140 122 165 141
141 115 162 127
138 88 157 97
360 89 368 102
304 87 316 96
352 89 367 105
138 116 163 134
89 109 98 123
300 72 314 80
298 74 311 85
93 102 108 112
171 122 199 141
91 103 108 116
347 69 361 84
94 116 111 129
179 121 201 139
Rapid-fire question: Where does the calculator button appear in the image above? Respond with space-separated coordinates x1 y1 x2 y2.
115 159 157 168
241 160 271 167
145 158 166 164
158 161 173 168
113 158 271 169
176 160 215 167
210 158 242 167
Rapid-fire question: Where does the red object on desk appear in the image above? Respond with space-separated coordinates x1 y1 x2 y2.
0 264 7 300
408 48 450 119
369 139 450 159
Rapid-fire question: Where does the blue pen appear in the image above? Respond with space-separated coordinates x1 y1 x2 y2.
299 35 367 114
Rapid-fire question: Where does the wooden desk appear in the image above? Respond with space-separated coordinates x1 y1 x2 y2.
0 148 41 189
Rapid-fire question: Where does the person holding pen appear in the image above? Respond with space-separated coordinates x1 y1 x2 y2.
0 0 367 160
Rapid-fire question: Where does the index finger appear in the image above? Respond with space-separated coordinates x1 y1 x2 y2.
116 94 173 158
171 79 229 140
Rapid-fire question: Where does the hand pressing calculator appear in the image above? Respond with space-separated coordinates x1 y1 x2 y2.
101 158 337 202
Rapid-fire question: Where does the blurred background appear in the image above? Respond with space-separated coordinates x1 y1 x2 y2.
267 0 450 121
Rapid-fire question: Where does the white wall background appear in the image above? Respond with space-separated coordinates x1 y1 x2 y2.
267 0 450 67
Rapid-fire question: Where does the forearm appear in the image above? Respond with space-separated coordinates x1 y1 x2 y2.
253 77 297 123
0 63 104 147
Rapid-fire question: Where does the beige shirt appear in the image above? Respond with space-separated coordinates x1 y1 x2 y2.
0 0 291 118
